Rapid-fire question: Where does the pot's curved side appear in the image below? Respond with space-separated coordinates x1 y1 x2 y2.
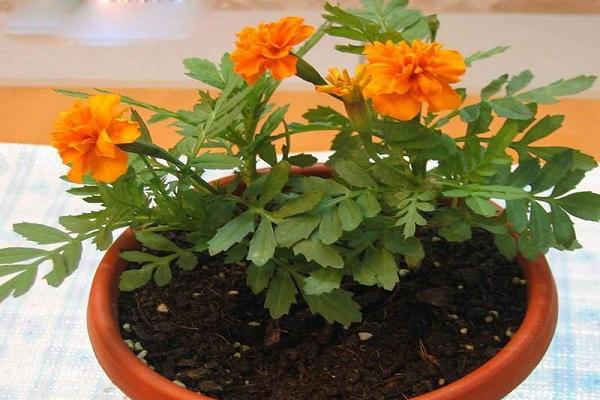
87 229 211 400
88 165 559 400
411 254 558 400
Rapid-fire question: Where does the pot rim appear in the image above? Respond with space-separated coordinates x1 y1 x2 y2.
87 164 558 400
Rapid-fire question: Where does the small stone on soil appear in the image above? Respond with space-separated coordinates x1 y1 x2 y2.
505 328 514 337
438 378 446 386
459 328 468 335
137 350 148 360
247 321 261 327
122 323 132 333
227 290 239 295
173 380 186 388
358 332 374 341
464 344 475 350
433 261 441 267
156 303 169 313
484 316 494 323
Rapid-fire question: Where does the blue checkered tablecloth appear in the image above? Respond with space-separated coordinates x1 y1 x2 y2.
0 143 599 399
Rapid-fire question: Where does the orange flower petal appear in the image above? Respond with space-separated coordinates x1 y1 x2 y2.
362 40 465 119
427 83 463 112
371 92 421 121
267 55 298 81
95 129 116 158
52 94 138 183
110 119 141 144
231 16 314 84
89 94 121 128
90 149 129 183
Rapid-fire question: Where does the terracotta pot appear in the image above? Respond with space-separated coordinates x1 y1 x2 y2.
87 165 558 400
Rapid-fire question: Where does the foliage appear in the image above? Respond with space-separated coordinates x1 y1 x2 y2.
1 0 599 328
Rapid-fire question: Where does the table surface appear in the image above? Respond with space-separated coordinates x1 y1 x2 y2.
0 143 599 400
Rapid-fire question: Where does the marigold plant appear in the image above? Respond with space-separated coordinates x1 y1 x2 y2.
1 1 599 327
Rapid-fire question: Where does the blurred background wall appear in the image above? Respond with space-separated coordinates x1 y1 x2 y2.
0 0 598 154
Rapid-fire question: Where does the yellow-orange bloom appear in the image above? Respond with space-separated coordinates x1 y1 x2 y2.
315 65 369 103
362 40 466 121
231 16 315 84
51 94 140 184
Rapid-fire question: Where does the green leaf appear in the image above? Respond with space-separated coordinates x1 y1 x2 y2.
494 233 517 259
338 199 364 231
287 153 318 167
274 191 323 219
303 288 362 328
119 141 180 165
439 220 472 242
506 70 534 96
154 263 172 287
275 215 320 248
247 262 274 294
63 241 82 274
177 251 198 271
264 269 297 319
259 105 289 138
0 248 46 264
293 240 344 269
247 218 276 266
383 233 424 259
488 97 534 120
0 266 38 301
119 266 154 291
531 150 573 193
183 58 225 89
552 169 586 197
335 160 376 188
485 120 520 159
120 251 161 263
481 74 508 100
44 254 68 287
363 247 399 290
519 115 564 145
303 268 342 295
505 199 529 232
529 202 553 252
319 207 343 245
465 197 498 217
517 75 597 104
135 231 181 252
297 176 350 196
508 158 540 188
208 211 256 255
191 153 241 169
257 143 277 166
13 223 71 244
259 161 291 206
551 205 577 248
466 102 493 135
130 109 152 142
556 192 600 221
58 215 96 233
460 103 481 123
464 45 510 67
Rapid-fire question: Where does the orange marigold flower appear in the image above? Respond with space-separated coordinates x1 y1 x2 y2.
231 16 315 84
315 65 369 103
51 94 140 184
362 40 466 121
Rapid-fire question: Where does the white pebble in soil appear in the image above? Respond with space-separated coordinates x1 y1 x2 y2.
156 303 169 313
358 332 374 341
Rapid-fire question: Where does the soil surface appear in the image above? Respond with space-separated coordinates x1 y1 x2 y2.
118 229 527 400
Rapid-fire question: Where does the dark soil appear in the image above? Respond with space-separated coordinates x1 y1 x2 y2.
118 229 527 400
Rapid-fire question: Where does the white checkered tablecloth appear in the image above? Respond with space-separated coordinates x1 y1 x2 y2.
0 143 599 399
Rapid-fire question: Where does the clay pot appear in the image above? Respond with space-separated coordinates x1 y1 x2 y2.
87 165 558 400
